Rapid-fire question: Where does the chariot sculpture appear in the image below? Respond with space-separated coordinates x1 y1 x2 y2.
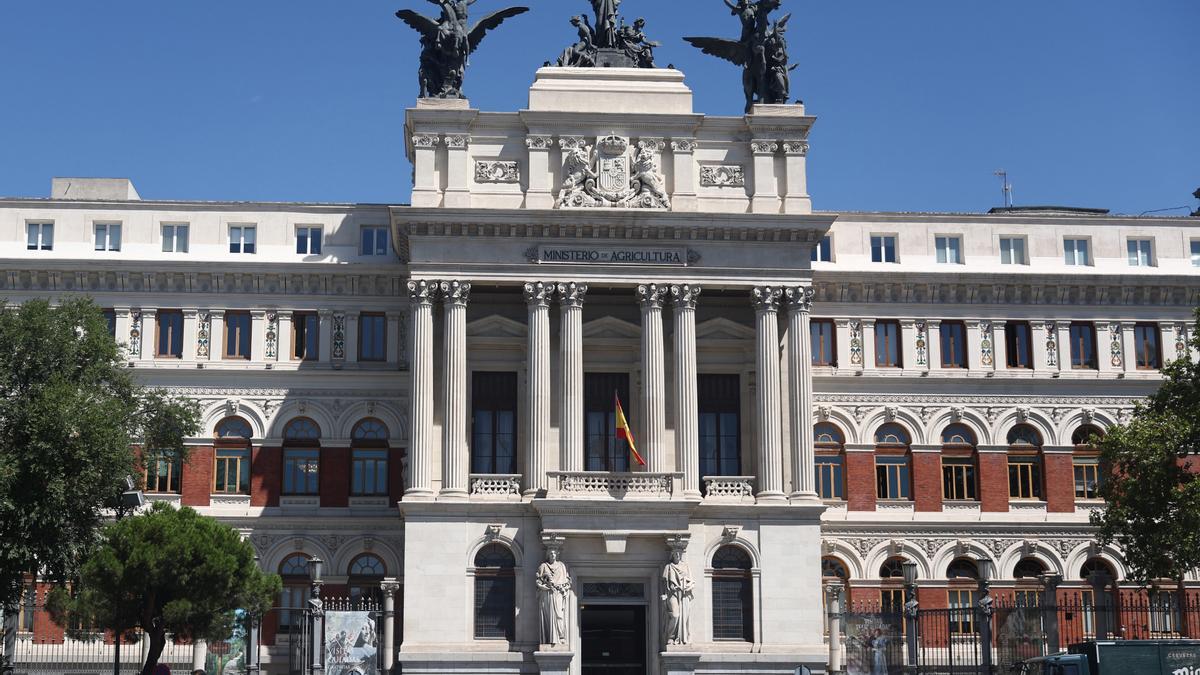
684 0 798 112
555 0 660 68
396 0 529 99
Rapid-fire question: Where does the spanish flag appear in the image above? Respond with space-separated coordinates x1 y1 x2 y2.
615 392 647 468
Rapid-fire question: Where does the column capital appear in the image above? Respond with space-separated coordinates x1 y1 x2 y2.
524 281 556 307
527 135 555 150
443 135 469 149
750 286 783 312
750 139 779 155
636 283 667 310
782 140 810 156
440 280 471 307
407 279 438 306
670 138 697 153
411 133 440 148
784 285 814 312
380 578 401 596
557 282 589 308
669 284 702 309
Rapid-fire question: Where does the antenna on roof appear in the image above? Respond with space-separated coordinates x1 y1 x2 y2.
994 170 1013 209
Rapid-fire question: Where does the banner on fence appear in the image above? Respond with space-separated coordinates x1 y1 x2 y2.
325 610 378 675
844 612 904 675
206 609 248 675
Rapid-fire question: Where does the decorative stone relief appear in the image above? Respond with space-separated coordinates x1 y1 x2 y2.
411 134 440 148
1176 324 1188 355
196 312 211 360
332 313 346 361
914 321 928 367
750 140 778 154
526 135 554 150
980 321 994 367
474 160 520 184
783 140 810 155
1045 322 1059 367
443 135 468 149
559 136 587 151
265 312 279 360
849 321 863 365
661 537 694 647
129 311 143 358
699 165 745 188
670 138 697 153
557 136 671 210
1109 323 1123 368
537 539 571 647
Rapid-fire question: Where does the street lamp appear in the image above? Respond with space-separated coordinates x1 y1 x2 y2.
976 557 995 674
114 476 144 675
307 558 325 675
901 561 919 674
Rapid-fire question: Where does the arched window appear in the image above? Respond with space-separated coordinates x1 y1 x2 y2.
1072 425 1104 447
874 423 912 501
941 424 978 501
814 423 845 500
278 554 310 630
941 424 976 446
879 557 906 580
947 558 980 581
213 417 252 495
1007 424 1044 501
1007 424 1043 447
713 546 754 642
879 557 907 613
1080 558 1117 582
348 554 386 606
1014 557 1048 580
473 544 516 641
821 556 849 581
283 418 321 496
352 419 390 497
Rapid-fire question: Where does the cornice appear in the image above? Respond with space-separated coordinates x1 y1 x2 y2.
811 275 1199 307
814 393 1139 406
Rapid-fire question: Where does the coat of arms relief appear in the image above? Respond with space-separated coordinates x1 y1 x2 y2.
557 135 671 209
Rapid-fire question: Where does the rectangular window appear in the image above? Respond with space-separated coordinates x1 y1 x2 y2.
1000 237 1027 265
229 225 257 254
874 321 902 368
213 448 251 494
1073 460 1102 500
940 322 968 368
282 448 320 495
1150 590 1180 636
1127 238 1154 267
471 371 519 475
361 226 390 256
94 223 122 251
1006 322 1033 369
358 314 387 362
942 459 977 500
102 309 117 338
474 572 516 640
279 585 307 631
699 374 741 479
811 235 832 262
26 222 53 251
871 235 897 263
949 589 978 634
1069 322 1098 369
292 312 320 361
811 319 837 366
881 588 905 615
1014 590 1040 608
352 449 389 496
712 575 753 641
936 236 962 264
1064 238 1091 266
816 456 844 500
19 583 36 632
224 311 252 360
296 226 323 255
156 311 184 358
145 452 181 493
1134 323 1161 370
161 223 189 253
585 372 632 472
1008 456 1043 500
876 455 911 500
1192 240 1200 268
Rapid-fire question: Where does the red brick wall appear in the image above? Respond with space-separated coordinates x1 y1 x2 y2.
848 584 877 609
1044 453 1075 513
912 452 942 512
252 446 282 507
388 448 406 507
846 451 877 511
916 587 950 648
181 447 213 507
979 452 1009 512
320 448 350 508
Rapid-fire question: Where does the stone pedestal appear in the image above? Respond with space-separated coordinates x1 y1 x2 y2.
534 650 575 675
660 651 702 675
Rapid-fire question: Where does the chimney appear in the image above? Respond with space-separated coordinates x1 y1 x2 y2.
51 178 141 201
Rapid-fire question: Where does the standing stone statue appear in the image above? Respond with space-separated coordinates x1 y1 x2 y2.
554 0 659 68
537 547 571 646
684 0 799 112
661 548 695 646
395 0 529 99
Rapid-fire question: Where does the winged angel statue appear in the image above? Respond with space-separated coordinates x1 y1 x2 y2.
684 0 797 113
396 0 529 99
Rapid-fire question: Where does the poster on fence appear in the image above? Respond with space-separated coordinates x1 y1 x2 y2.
206 608 247 675
844 613 904 675
325 610 379 675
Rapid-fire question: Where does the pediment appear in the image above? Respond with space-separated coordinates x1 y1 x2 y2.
582 316 641 340
695 317 755 341
467 315 528 339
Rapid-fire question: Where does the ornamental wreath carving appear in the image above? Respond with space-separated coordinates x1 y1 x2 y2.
558 136 671 209
699 165 745 187
474 160 520 184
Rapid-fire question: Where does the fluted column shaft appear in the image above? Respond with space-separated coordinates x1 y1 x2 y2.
671 285 702 497
440 281 470 499
752 286 786 500
786 286 817 499
558 283 588 473
637 284 668 473
406 280 437 499
524 282 555 495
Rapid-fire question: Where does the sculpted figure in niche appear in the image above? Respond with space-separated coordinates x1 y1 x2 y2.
537 547 571 646
661 549 695 646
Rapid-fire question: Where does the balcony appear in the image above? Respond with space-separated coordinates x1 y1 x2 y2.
546 471 679 500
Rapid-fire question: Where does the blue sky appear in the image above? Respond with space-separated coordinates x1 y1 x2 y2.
1 1 1197 215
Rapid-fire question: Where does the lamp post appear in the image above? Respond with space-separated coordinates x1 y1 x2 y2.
307 557 325 675
114 476 144 675
244 556 262 675
2 582 17 675
901 561 919 674
976 557 995 674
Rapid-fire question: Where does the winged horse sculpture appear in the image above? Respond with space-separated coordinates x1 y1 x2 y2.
396 0 529 99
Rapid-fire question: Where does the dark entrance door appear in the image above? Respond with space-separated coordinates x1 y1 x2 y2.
581 604 647 675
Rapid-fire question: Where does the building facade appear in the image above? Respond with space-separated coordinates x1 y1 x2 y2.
2 67 1199 674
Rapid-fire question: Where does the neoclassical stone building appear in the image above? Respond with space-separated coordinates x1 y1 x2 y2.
2 66 1198 675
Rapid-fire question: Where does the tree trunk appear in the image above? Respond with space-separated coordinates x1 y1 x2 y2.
139 624 167 675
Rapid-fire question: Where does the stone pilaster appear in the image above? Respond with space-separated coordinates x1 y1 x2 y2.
751 286 786 500
406 280 438 500
443 135 471 208
785 286 817 500
670 284 701 498
670 138 698 211
411 133 441 208
440 280 471 499
526 136 555 209
558 282 588 474
750 139 780 214
524 281 555 495
782 139 812 214
637 284 668 473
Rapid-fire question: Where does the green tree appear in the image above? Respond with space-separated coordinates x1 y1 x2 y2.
49 502 281 675
1093 310 1200 587
0 298 201 606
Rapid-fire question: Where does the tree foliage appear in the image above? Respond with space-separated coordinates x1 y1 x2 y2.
0 298 200 606
49 502 281 675
1093 310 1200 586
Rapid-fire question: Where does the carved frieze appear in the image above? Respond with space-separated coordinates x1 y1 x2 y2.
848 321 863 365
980 321 995 367
196 312 211 360
1045 322 1059 368
699 165 745 188
474 160 520 184
914 321 928 367
332 313 346 362
129 311 143 359
265 312 278 361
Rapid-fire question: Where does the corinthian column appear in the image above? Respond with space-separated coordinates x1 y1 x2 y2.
671 285 702 498
785 286 818 500
558 282 588 473
524 282 555 495
752 286 786 501
637 284 668 473
405 280 438 500
440 280 470 499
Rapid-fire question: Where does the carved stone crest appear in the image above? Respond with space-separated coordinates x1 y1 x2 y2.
699 165 745 187
558 136 671 209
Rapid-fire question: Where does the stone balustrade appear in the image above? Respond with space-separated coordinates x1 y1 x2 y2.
546 471 680 499
702 476 757 503
468 474 522 499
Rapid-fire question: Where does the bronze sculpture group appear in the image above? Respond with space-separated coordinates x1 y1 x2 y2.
685 0 797 112
395 0 528 99
555 0 659 68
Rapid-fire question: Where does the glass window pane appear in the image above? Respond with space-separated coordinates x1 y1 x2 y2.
27 224 37 250
311 229 322 254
